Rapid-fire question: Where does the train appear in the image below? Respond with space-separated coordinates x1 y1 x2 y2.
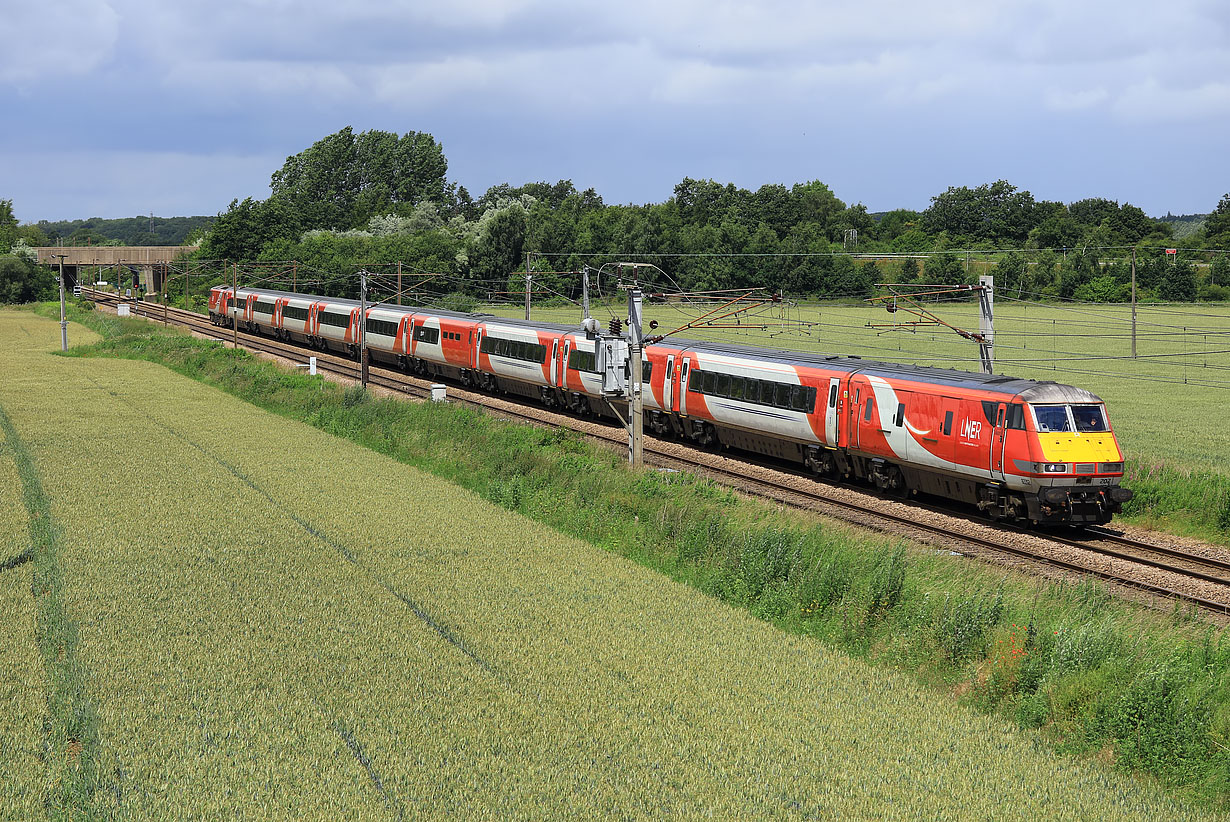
210 285 1133 526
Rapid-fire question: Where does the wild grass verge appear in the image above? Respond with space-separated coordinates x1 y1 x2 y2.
43 302 1230 811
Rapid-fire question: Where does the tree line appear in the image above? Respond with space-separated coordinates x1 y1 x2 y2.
5 126 1230 305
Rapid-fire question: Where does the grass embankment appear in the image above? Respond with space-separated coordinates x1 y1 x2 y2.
29 301 1230 813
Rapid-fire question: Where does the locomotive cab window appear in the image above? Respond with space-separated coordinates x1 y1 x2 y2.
1032 404 1072 433
1073 404 1107 433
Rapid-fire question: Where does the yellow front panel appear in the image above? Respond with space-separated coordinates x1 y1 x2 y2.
1037 433 1123 464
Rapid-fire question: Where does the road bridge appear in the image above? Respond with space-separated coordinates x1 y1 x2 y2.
36 246 195 293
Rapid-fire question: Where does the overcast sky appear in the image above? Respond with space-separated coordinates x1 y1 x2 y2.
3 0 1228 223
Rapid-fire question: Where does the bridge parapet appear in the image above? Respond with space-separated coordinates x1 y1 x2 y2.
36 247 195 266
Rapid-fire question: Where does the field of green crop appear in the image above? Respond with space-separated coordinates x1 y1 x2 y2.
0 438 44 817
0 307 1221 818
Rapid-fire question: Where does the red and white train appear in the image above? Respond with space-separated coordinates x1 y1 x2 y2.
210 286 1133 525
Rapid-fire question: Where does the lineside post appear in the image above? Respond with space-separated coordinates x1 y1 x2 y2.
1131 247 1137 359
628 288 644 468
232 262 239 349
360 269 369 388
978 275 994 375
55 254 67 351
524 262 532 321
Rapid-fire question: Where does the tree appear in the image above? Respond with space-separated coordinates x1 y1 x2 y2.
875 209 921 242
268 127 449 232
898 257 920 283
0 199 16 254
199 197 302 261
0 255 55 304
1210 254 1230 287
922 180 1038 245
1159 258 1197 301
1205 193 1230 242
992 251 1028 295
923 252 966 285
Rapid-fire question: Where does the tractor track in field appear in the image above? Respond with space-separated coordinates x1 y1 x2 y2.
89 291 1230 620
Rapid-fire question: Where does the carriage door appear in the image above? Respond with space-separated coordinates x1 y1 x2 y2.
680 359 691 416
664 355 675 411
561 341 571 388
474 328 482 369
990 402 1008 482
551 340 559 384
824 378 841 446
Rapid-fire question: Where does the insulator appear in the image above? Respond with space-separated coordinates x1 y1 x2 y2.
608 318 623 335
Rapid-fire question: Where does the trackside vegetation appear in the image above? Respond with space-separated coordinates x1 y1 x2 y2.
29 301 1230 813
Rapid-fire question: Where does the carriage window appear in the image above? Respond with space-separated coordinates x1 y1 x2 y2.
1073 404 1107 433
729 376 745 400
790 385 810 412
828 384 839 408
943 410 953 436
895 402 905 427
568 349 597 373
864 398 874 422
365 318 398 337
716 373 731 397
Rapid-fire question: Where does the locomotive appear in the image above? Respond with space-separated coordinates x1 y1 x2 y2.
210 286 1132 526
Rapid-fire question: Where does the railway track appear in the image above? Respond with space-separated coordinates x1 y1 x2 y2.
88 290 1230 616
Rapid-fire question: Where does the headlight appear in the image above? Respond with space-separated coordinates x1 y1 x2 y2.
1042 463 1068 473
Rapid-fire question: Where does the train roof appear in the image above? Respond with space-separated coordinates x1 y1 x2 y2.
228 287 580 333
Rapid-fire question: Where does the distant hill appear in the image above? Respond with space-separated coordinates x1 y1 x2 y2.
35 215 215 247
1161 213 1206 241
